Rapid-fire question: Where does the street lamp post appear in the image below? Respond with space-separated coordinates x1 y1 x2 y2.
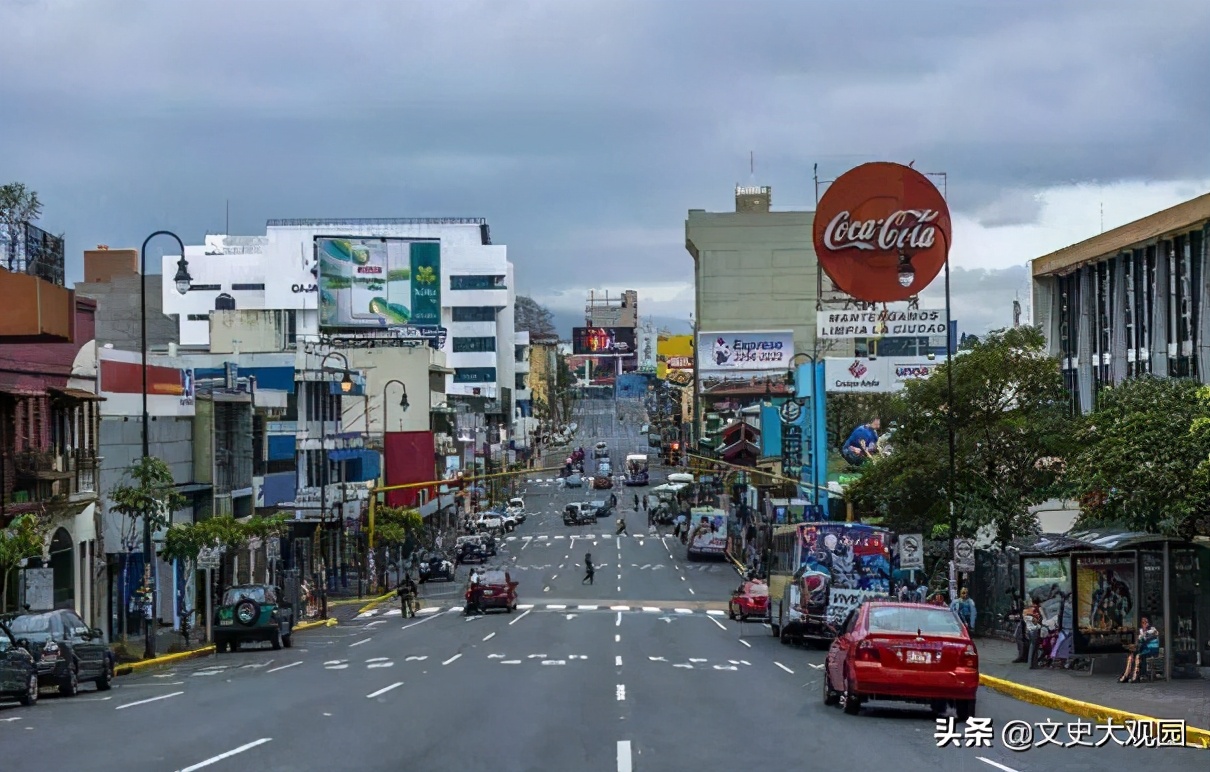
139 231 190 660
318 351 353 618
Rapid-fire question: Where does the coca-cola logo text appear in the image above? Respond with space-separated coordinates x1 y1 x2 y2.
822 209 941 253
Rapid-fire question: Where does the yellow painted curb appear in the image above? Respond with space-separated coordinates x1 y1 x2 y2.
979 673 1210 749
114 645 215 675
357 591 400 615
293 618 339 633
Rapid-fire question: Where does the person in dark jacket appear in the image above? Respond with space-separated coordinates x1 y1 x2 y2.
582 553 595 585
398 575 418 618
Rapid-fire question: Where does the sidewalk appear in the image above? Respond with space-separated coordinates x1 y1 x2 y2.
977 636 1209 734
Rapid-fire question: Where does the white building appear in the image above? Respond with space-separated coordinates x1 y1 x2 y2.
161 219 517 414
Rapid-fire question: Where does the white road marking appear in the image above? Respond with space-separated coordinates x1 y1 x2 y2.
977 759 1021 772
688 588 695 595
648 656 666 662
673 663 693 669
615 634 621 643
739 639 752 648
517 604 535 610
267 662 303 673
616 684 626 701
366 682 404 699
708 616 727 630
365 621 386 628
415 607 441 615
543 586 551 592
689 658 707 663
680 576 686 581
642 606 660 613
116 691 184 710
401 613 442 631
547 604 567 610
808 663 825 670
706 610 725 616
349 638 372 647
175 738 273 772
365 657 389 663
405 656 428 661
578 605 598 610
488 654 505 659
528 654 549 658
713 664 738 670
442 654 462 665
617 740 633 772
483 632 496 641
559 564 565 569
509 608 533 626
501 660 521 664
617 585 622 591
616 655 623 666
0 717 20 722
612 604 630 611
775 662 795 674
551 574 558 580
541 660 566 666
367 662 394 669
674 608 692 614
325 664 350 670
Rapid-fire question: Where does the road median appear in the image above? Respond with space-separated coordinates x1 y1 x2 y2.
979 673 1210 748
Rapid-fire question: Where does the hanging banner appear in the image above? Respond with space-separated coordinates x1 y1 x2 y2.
816 307 946 339
697 330 793 371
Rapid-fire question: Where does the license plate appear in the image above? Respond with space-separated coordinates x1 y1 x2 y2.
906 650 930 664
219 620 232 626
483 591 495 596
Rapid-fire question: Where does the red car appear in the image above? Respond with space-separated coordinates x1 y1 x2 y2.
823 601 979 720
465 569 519 614
728 580 770 621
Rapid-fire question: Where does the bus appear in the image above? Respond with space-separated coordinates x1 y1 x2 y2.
623 454 649 486
768 522 895 645
686 506 728 561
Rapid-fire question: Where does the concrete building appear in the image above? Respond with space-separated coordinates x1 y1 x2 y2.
586 290 638 328
1032 191 1210 413
160 220 516 419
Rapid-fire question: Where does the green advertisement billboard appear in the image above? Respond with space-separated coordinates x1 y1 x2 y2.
316 237 441 329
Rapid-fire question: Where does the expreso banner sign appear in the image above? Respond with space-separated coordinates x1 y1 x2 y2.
816 307 946 338
697 330 793 371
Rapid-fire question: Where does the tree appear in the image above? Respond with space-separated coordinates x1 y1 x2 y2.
160 514 290 565
375 506 424 550
0 182 43 270
1066 377 1210 536
0 513 50 612
107 457 188 535
515 295 557 337
847 326 1075 546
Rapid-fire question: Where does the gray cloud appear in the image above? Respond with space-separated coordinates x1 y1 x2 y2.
2 0 1207 310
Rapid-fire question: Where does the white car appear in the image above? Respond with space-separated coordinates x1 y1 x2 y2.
506 498 526 522
476 512 505 532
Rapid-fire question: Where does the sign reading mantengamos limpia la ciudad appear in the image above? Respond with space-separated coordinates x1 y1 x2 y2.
816 307 947 339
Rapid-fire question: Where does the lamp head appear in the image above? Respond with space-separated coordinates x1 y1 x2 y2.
340 373 354 393
173 257 193 295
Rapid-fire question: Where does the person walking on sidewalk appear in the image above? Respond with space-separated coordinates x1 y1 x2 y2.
633 493 639 509
583 553 595 585
951 588 977 633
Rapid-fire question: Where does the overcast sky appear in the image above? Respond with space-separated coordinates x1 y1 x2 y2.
3 0 1209 337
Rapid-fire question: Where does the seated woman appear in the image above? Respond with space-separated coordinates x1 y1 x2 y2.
1119 616 1160 683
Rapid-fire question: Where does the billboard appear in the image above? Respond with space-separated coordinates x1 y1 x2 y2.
813 162 953 303
572 326 636 356
816 306 946 338
1073 553 1137 655
637 329 657 372
316 237 441 330
97 348 195 417
657 334 694 371
823 356 940 393
697 330 793 371
384 431 436 508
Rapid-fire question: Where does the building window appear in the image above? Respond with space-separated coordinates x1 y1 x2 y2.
453 367 496 384
516 374 527 390
231 283 265 291
515 345 526 362
187 314 209 321
452 336 496 353
450 275 505 290
189 284 221 292
451 306 496 322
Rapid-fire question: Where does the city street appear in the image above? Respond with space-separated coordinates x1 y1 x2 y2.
1 400 1202 772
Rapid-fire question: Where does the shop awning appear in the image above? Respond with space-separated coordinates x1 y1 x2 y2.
48 387 105 401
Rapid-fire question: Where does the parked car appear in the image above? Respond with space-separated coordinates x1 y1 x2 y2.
594 441 609 459
465 568 519 614
729 580 771 621
592 475 613 490
589 500 613 518
564 502 596 526
214 583 296 653
417 553 456 583
823 601 979 720
565 473 584 488
456 534 493 563
506 497 527 523
476 511 506 533
3 609 113 695
0 622 38 706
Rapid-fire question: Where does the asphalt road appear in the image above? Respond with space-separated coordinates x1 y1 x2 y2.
2 398 1202 771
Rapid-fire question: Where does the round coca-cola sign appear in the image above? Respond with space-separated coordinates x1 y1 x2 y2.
813 162 952 303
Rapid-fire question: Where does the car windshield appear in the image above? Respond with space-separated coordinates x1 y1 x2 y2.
510 499 523 507
6 613 54 636
223 587 268 605
590 501 605 507
481 571 508 585
745 583 769 597
867 606 965 637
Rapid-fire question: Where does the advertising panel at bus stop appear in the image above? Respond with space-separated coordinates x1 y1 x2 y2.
813 162 952 303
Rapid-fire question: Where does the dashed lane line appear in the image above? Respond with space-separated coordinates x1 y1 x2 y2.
509 608 534 626
176 738 273 772
443 653 462 665
267 662 302 673
116 691 184 710
366 682 404 699
775 662 795 674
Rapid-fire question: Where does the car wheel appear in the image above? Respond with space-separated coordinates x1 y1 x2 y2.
822 669 840 706
770 622 780 637
779 626 791 645
96 659 114 691
956 699 976 721
728 605 736 621
271 628 283 650
60 665 79 697
506 605 513 614
282 633 293 648
841 671 861 715
19 672 38 706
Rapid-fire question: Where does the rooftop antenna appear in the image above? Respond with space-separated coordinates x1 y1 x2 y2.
749 151 755 182
226 199 230 235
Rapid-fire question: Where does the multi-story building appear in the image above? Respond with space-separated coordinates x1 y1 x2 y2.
586 290 638 328
1032 191 1210 414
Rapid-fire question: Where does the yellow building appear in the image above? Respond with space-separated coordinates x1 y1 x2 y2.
527 335 559 416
